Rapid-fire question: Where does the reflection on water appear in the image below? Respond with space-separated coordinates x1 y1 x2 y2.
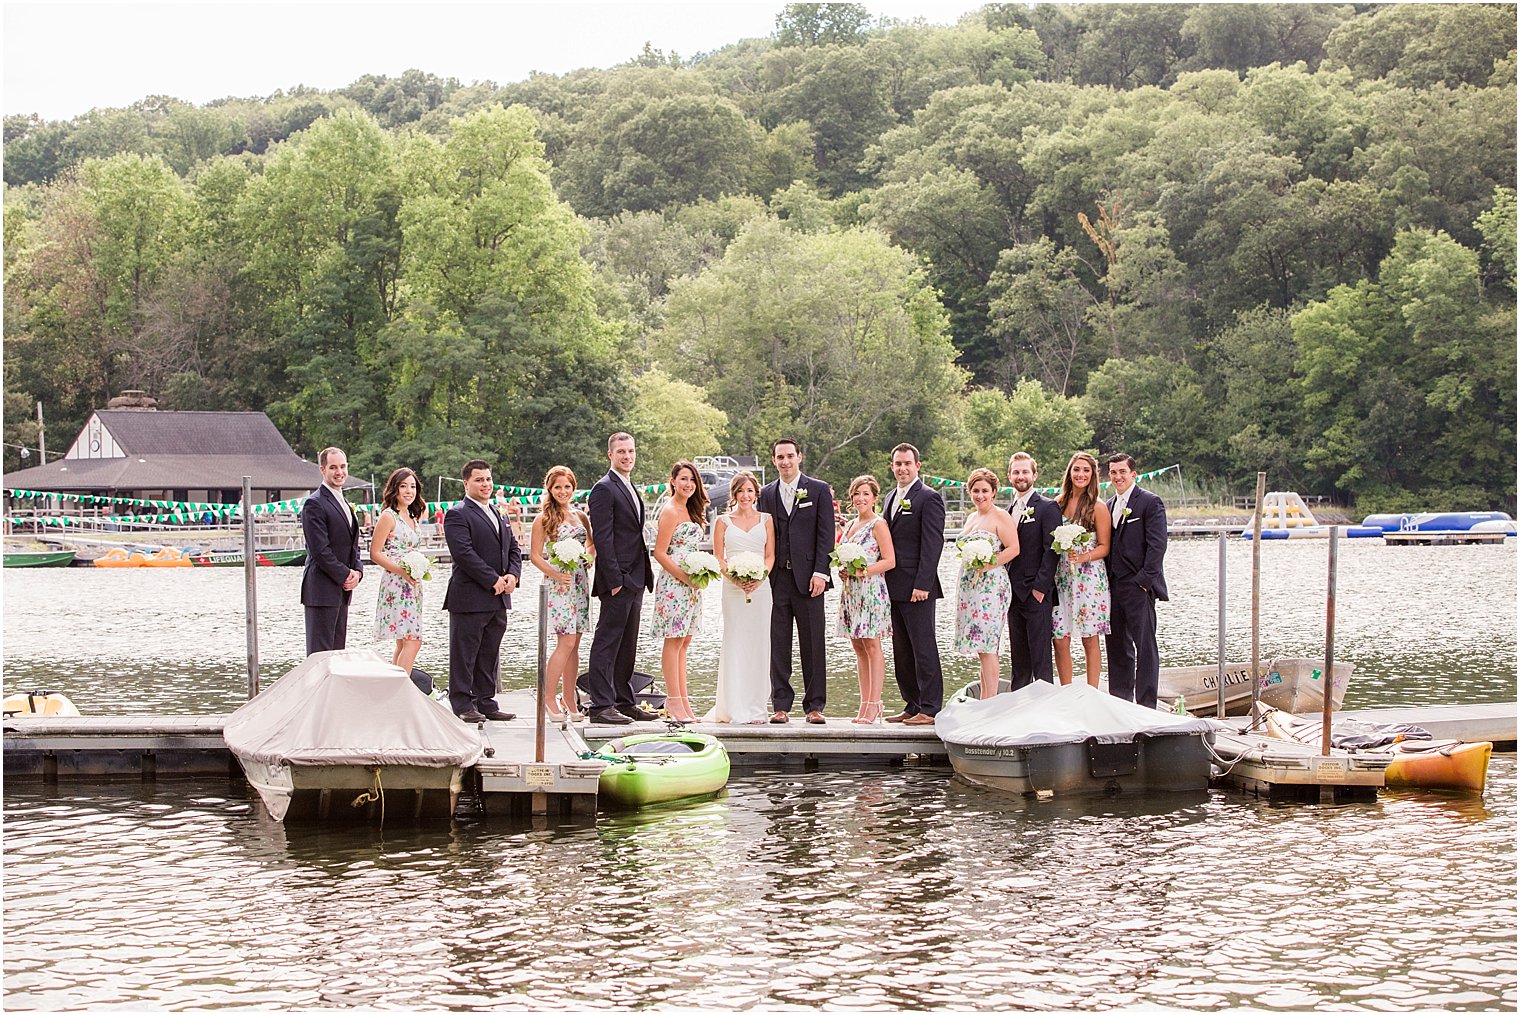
4 538 1513 714
4 762 1515 1010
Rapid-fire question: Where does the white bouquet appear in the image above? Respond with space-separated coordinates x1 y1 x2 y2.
400 550 434 582
725 550 769 603
1050 523 1094 556
548 537 589 573
830 541 869 577
958 537 997 569
681 550 724 590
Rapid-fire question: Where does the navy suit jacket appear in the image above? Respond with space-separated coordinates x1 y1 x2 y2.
758 474 835 593
1007 490 1061 601
442 499 521 613
589 471 654 596
1105 486 1169 601
300 485 361 608
884 479 945 602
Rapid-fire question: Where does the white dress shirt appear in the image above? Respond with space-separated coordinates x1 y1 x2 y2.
468 495 500 534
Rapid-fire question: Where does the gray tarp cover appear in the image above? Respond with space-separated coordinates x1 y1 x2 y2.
223 649 485 767
937 680 1226 748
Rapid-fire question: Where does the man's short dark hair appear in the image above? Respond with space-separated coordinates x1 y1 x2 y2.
461 458 492 481
891 442 920 463
318 446 345 468
771 437 802 456
1107 453 1137 470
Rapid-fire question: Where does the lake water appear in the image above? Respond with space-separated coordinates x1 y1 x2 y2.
3 538 1516 713
3 537 1516 1010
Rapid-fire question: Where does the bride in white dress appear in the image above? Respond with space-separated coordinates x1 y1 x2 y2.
704 472 776 724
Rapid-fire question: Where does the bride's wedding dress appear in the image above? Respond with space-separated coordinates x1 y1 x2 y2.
703 513 773 724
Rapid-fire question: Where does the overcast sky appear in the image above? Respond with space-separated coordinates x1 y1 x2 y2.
4 1 985 121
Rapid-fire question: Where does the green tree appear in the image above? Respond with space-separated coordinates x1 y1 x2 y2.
625 368 729 482
1476 187 1517 295
962 380 1093 476
556 70 762 216
1080 355 1221 469
660 218 963 480
775 3 871 48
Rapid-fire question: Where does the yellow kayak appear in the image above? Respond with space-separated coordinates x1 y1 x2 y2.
1258 705 1491 793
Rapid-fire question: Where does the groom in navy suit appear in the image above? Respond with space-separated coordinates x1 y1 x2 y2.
1005 451 1061 689
1104 453 1169 709
585 432 658 726
757 438 835 724
300 446 363 655
443 459 521 722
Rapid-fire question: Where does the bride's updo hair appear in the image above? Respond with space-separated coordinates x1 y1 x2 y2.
727 471 759 509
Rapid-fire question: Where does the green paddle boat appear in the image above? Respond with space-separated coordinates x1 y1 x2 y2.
3 549 76 568
593 731 730 808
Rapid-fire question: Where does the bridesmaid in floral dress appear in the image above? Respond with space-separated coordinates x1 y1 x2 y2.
836 475 896 724
370 467 429 681
1053 451 1112 687
651 461 709 721
530 465 594 721
953 468 1020 699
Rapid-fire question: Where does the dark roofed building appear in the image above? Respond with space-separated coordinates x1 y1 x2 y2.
2 406 362 504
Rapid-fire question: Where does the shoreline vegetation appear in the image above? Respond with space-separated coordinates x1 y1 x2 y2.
3 3 1515 518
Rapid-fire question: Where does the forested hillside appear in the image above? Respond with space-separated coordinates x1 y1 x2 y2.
4 3 1515 510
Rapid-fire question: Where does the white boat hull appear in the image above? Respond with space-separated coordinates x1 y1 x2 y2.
1155 658 1351 717
237 758 465 822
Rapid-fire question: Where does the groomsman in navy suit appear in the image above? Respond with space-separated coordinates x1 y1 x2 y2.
1104 453 1169 709
443 459 521 722
882 443 946 725
585 432 658 726
300 446 363 655
758 437 835 724
1005 451 1061 689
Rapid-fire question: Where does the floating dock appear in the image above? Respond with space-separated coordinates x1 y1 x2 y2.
1210 730 1390 802
5 702 1512 809
1383 531 1509 546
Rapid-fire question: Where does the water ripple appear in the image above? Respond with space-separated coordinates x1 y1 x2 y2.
4 761 1514 1010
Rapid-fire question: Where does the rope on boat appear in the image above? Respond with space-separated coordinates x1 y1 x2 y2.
1202 736 1248 777
576 750 681 765
350 766 385 825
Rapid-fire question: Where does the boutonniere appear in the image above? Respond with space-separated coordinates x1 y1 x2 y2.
1119 507 1133 524
795 488 808 503
900 499 912 514
1021 506 1035 522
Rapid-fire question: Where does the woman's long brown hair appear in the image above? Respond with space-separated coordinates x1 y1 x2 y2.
1057 452 1100 531
670 460 709 528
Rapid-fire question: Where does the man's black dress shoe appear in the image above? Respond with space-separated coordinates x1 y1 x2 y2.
457 710 487 723
588 708 633 725
481 710 515 721
620 704 659 721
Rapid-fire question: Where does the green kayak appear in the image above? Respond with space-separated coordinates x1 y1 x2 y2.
595 732 730 808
